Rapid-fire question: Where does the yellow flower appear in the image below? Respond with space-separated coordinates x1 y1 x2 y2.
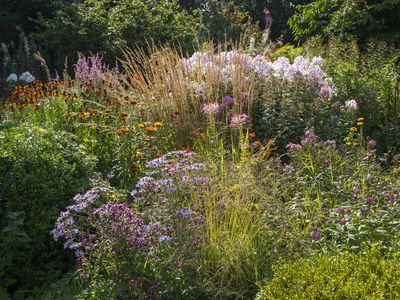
154 122 162 127
350 127 357 132
357 122 364 126
139 123 145 128
357 117 364 122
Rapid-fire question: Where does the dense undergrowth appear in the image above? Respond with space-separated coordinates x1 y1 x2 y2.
0 35 400 299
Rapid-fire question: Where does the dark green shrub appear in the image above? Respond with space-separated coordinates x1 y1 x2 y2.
33 0 202 68
256 248 400 300
0 124 96 297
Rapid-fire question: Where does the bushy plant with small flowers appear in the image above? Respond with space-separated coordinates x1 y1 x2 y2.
53 152 209 298
1 55 173 188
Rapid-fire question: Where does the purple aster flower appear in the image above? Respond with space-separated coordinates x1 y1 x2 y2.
385 192 397 205
178 207 192 219
360 207 369 215
340 218 346 225
285 142 302 151
159 235 173 243
379 210 386 217
364 195 376 205
283 164 295 173
336 207 343 214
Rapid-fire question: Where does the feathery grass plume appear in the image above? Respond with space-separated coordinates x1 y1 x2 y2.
120 41 256 145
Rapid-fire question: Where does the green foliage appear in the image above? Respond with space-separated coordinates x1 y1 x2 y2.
33 0 202 67
303 37 400 154
269 44 303 62
289 0 400 44
0 124 96 297
256 248 400 300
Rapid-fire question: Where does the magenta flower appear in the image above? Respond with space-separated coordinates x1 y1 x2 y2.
285 142 302 151
340 218 346 225
202 102 221 116
230 113 250 127
310 230 319 240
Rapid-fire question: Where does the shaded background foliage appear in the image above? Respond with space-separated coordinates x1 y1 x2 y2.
1 0 399 73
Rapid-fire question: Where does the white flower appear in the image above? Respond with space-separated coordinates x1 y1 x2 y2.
6 73 18 82
345 99 358 110
19 71 35 83
312 56 323 66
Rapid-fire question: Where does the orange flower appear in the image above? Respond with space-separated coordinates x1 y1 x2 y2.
248 132 256 139
190 129 198 135
154 122 162 127
357 117 364 122
145 126 156 133
252 140 262 147
357 122 364 126
116 126 129 135
130 100 137 105
200 133 206 139
155 150 163 158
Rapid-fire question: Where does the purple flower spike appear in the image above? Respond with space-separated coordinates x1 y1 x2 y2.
336 207 343 214
340 218 346 225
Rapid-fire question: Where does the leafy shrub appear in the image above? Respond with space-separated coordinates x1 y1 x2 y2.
33 0 202 68
303 37 400 154
256 248 400 300
0 124 96 297
288 0 400 44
